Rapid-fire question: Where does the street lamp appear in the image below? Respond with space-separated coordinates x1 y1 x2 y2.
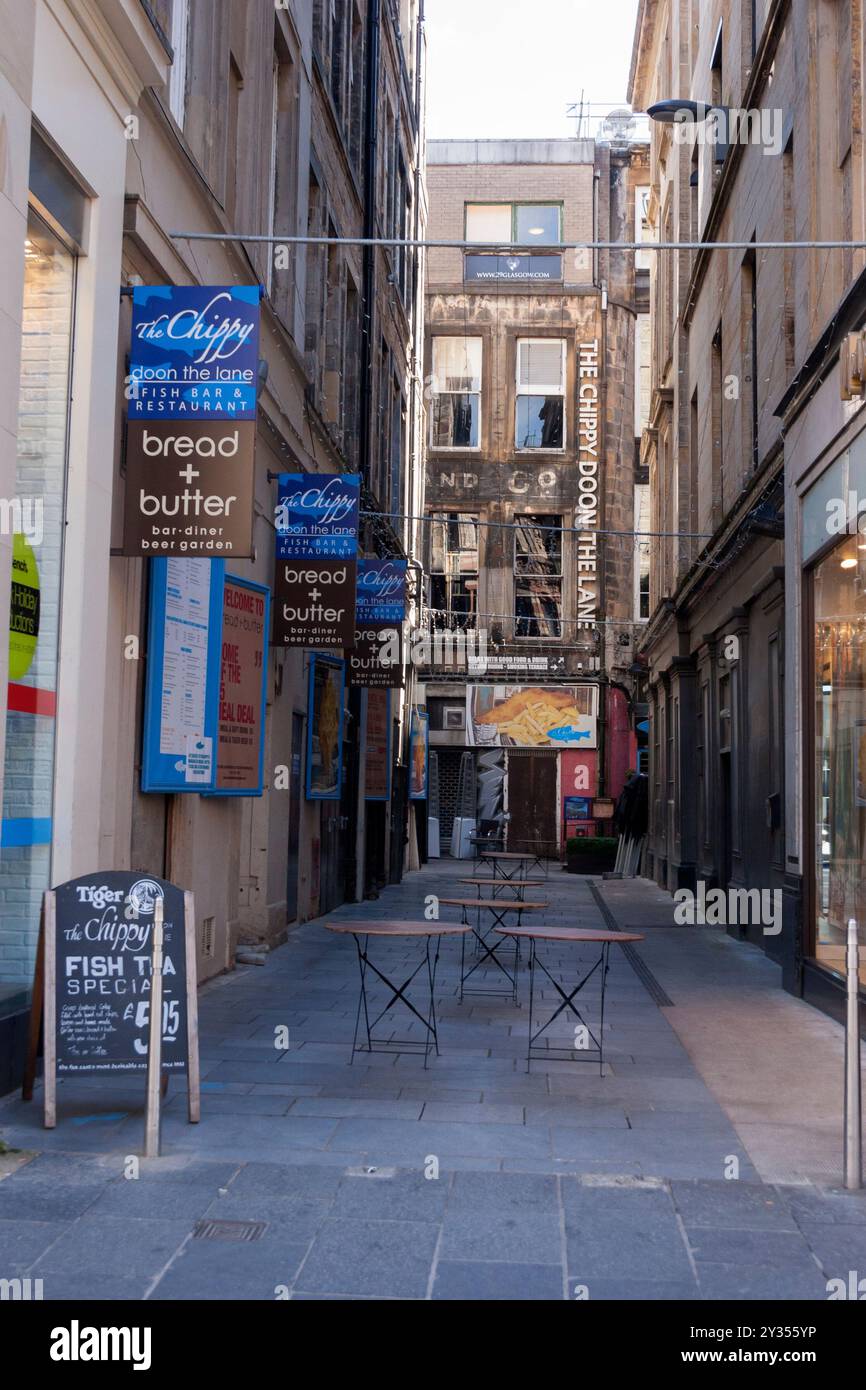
647 99 717 123
647 99 729 162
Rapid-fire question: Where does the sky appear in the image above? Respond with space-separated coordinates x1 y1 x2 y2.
423 0 642 142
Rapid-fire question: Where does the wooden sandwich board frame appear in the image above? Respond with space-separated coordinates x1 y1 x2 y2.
23 882 200 1131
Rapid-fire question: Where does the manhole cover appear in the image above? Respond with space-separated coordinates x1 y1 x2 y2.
192 1219 267 1242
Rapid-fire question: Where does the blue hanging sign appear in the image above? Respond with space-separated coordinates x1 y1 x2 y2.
129 285 260 419
275 474 361 560
273 474 361 648
356 558 407 622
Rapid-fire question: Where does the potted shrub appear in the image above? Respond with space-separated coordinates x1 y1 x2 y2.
565 835 618 875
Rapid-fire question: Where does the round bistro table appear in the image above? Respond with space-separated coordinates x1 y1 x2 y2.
493 925 645 1073
323 919 470 1068
438 897 549 1003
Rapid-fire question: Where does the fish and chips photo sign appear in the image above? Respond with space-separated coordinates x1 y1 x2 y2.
466 685 598 748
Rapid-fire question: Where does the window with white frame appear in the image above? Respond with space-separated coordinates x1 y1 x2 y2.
430 337 482 449
514 515 563 638
635 313 650 435
635 186 651 270
634 483 650 620
168 0 190 126
516 339 565 450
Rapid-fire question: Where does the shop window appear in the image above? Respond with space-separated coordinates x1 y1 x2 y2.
812 535 866 985
516 340 565 450
430 337 481 449
430 512 478 630
514 515 563 638
1 207 76 1009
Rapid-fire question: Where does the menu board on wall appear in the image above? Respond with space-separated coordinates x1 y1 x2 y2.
212 576 269 795
142 558 224 792
143 561 267 795
365 688 391 801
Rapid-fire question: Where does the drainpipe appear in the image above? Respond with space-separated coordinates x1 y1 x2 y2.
351 0 380 902
359 0 380 488
592 170 600 287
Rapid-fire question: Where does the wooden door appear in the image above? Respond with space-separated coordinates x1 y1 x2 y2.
506 751 558 857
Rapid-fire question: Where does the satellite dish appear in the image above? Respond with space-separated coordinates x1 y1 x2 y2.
601 107 637 143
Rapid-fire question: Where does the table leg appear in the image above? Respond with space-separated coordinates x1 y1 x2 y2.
598 941 610 1076
350 934 373 1064
525 944 607 1069
462 907 520 1000
348 934 442 1062
424 934 442 1069
526 938 536 1073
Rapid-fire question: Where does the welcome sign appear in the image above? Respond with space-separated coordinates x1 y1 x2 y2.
123 285 260 557
273 473 360 648
349 557 407 687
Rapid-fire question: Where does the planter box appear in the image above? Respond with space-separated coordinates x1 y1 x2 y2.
566 853 615 875
565 838 618 875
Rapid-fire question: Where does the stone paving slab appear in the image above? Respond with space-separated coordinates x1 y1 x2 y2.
2 862 866 1299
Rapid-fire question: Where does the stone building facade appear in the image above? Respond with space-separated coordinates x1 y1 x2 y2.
0 0 426 1092
420 138 649 857
629 0 866 1022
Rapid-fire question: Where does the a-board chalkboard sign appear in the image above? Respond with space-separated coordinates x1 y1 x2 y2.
23 871 200 1129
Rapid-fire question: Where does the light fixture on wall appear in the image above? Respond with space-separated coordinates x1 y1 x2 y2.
647 99 720 124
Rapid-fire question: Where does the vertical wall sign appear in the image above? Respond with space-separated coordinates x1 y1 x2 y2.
141 558 224 792
365 688 392 801
23 872 200 1130
273 474 360 648
349 557 407 688
409 709 429 800
306 654 345 800
210 575 270 795
123 285 260 558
